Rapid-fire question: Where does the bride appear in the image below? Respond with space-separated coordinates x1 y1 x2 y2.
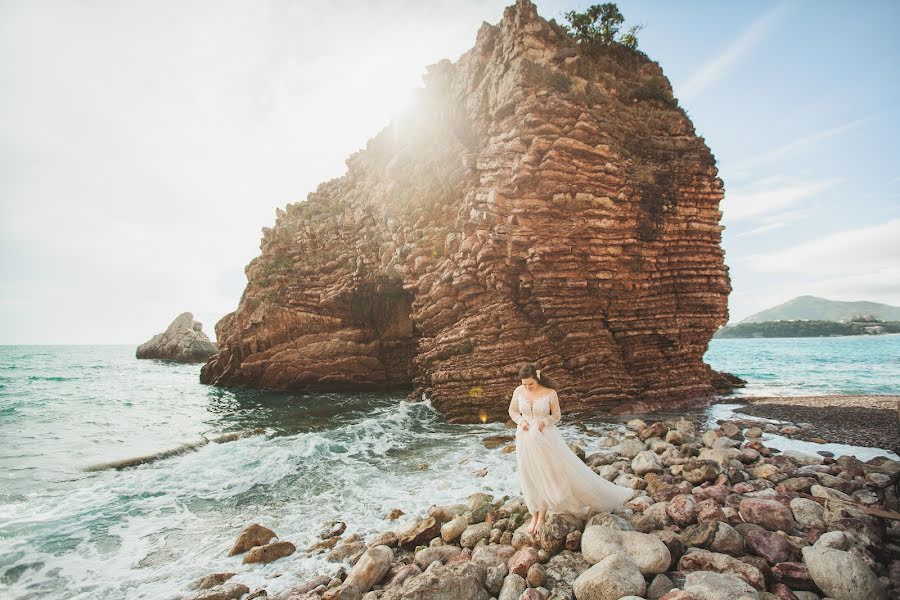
508 363 634 534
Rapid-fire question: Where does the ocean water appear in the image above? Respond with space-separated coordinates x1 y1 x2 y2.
0 335 898 599
704 333 900 397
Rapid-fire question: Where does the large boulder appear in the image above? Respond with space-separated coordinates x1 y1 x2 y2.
683 571 760 600
801 545 886 600
738 498 795 532
136 312 217 363
581 525 671 575
543 550 591 599
379 560 490 600
678 548 765 590
343 545 394 594
572 553 646 600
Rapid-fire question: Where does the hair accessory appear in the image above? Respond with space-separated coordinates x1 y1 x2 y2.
536 369 541 378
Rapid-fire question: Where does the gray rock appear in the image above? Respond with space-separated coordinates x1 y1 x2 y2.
460 522 491 548
683 571 760 600
801 545 886 600
379 560 490 600
632 450 664 475
185 583 251 600
618 438 647 459
484 563 508 595
709 522 744 556
813 530 850 551
810 484 853 502
543 550 591 599
413 545 460 568
572 553 645 600
585 512 632 531
647 573 674 599
136 312 217 362
344 545 394 593
188 573 236 591
498 573 526 600
580 525 671 575
789 498 825 527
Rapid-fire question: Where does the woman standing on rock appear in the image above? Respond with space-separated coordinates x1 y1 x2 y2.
508 363 633 533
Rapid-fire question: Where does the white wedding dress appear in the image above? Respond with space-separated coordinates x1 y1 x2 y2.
508 386 633 518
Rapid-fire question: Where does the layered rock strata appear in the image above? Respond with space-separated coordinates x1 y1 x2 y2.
137 312 217 363
201 0 733 422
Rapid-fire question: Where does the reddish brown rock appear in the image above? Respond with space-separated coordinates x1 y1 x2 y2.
666 494 697 527
199 0 732 422
678 548 765 590
508 546 540 576
746 529 799 565
397 516 441 549
242 540 296 564
228 524 277 556
696 499 726 523
771 582 800 600
771 561 817 591
738 498 795 532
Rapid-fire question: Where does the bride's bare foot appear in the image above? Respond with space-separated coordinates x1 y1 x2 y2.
526 516 538 534
535 514 545 532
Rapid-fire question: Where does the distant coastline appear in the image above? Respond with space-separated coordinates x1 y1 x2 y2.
713 319 900 339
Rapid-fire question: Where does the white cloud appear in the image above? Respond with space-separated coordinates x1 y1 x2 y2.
729 117 869 173
722 177 843 223
675 3 788 103
735 209 808 237
724 219 900 321
745 218 900 274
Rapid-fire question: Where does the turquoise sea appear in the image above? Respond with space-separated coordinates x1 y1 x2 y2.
0 335 898 598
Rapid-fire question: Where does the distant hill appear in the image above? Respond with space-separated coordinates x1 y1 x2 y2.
740 295 900 324
714 319 900 338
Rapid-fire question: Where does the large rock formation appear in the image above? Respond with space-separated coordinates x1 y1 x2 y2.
137 312 218 363
200 0 733 423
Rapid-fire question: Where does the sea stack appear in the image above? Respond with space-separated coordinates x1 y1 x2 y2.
137 312 218 363
201 0 733 422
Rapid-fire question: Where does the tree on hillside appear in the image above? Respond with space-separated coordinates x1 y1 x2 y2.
561 3 645 51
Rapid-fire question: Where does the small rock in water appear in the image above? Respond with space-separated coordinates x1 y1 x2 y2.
188 573 236 591
242 541 296 564
185 582 251 600
228 524 276 556
136 311 217 363
319 520 347 539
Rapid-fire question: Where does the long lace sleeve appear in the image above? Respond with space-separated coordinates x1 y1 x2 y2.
543 390 561 426
507 388 523 425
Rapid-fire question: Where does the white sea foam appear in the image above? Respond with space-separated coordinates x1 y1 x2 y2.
0 399 530 598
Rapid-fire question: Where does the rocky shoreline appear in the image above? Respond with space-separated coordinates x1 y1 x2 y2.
184 414 899 600
729 395 899 455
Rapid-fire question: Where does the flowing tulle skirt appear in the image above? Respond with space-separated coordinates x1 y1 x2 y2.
515 423 633 518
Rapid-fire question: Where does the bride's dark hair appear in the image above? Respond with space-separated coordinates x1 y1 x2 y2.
518 362 558 390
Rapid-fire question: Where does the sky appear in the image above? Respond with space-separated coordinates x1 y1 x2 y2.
1 0 898 344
